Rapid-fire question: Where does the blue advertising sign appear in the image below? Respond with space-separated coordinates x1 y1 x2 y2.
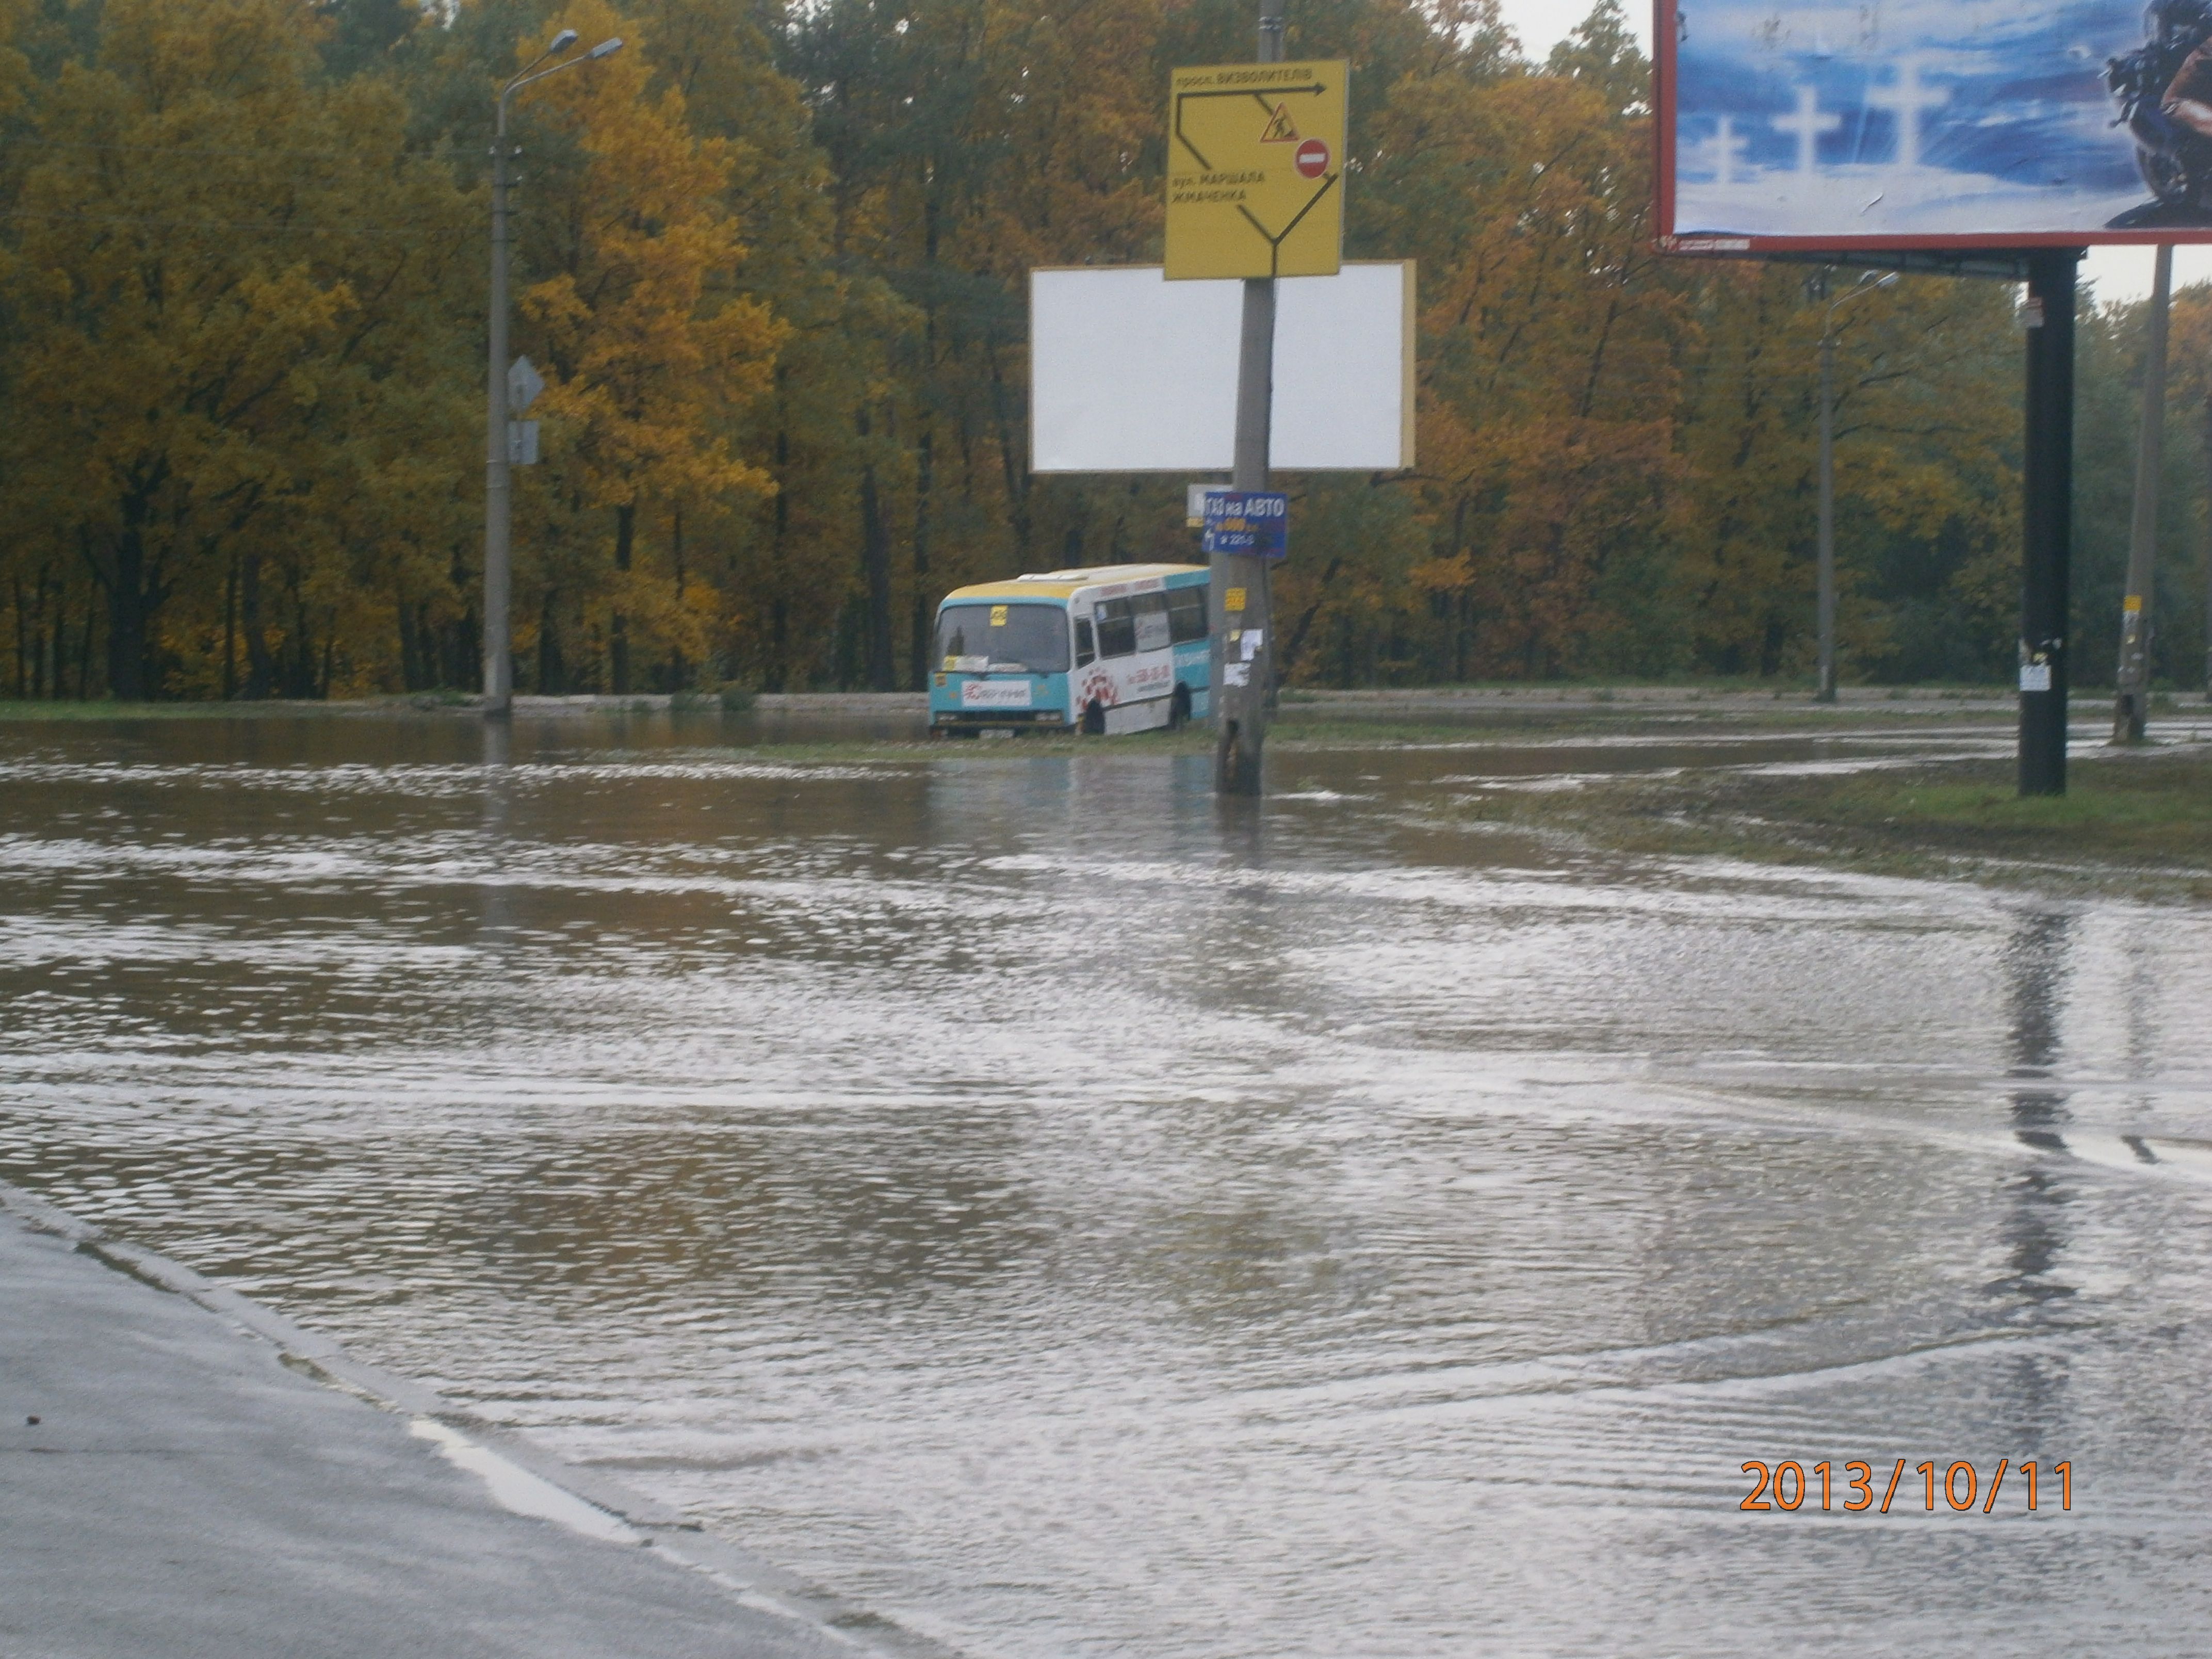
1200 490 1288 560
1658 0 2212 248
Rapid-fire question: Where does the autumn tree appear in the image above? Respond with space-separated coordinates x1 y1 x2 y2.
0 0 476 698
0 0 2145 700
2072 280 2211 691
629 0 893 691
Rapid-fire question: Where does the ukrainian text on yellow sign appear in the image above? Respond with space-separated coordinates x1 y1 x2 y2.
1165 60 1347 281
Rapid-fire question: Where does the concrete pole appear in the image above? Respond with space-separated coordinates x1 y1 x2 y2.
2114 242 2172 743
483 99 515 716
480 36 618 717
1816 329 1837 703
1211 8 1285 796
2019 251 2078 797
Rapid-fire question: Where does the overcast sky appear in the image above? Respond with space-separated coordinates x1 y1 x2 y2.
2081 246 2212 306
1498 0 1631 64
1496 0 2199 304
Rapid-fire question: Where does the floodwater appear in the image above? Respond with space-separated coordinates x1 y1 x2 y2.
4 711 2211 1656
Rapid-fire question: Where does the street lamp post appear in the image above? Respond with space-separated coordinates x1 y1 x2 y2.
2113 241 2172 743
483 31 623 715
1815 270 1897 704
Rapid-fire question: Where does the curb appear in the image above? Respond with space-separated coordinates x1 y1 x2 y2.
0 1180 964 1659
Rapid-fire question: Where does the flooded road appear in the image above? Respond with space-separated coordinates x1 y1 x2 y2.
5 711 2211 1655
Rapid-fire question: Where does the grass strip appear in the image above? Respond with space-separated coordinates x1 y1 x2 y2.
1450 745 2212 898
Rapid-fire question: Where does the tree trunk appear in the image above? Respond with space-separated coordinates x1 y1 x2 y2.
767 411 790 692
240 552 275 700
222 556 239 700
539 590 564 694
610 502 634 693
857 406 894 692
1281 556 1344 676
284 566 315 698
668 504 687 691
10 574 25 700
101 526 153 701
39 575 58 699
448 541 477 690
909 426 934 691
987 339 1032 563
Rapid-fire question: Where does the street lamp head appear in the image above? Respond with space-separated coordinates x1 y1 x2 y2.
548 28 579 53
586 36 623 59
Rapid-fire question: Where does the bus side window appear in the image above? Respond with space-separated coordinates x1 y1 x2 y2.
1166 587 1207 644
1132 592 1171 653
1095 598 1136 658
1074 617 1096 667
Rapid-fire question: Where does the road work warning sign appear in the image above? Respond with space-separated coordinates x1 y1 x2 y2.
1164 61 1347 281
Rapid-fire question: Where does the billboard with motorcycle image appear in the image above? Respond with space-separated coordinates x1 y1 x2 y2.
1656 0 2212 248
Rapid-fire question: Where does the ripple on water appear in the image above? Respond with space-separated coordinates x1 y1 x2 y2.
4 716 2210 1655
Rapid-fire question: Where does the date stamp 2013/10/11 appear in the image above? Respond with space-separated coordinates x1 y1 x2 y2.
1740 1459 2071 1515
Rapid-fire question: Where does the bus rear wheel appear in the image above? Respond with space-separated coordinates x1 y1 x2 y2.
1166 686 1191 731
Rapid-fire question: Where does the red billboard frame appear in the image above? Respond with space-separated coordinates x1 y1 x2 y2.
1650 0 2212 253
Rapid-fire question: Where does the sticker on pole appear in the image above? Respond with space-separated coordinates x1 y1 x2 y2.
1165 60 1347 280
1201 490 1288 560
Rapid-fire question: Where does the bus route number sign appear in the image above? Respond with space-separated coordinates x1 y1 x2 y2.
1201 491 1288 560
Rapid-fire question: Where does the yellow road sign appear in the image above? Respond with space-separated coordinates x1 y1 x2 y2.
1165 60 1347 281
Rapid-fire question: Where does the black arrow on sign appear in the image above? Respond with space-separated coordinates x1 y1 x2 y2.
1173 83 1329 170
1237 170 1338 275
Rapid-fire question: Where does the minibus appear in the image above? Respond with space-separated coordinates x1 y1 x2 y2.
929 563 1210 736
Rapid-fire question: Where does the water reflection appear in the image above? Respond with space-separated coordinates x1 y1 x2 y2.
2005 907 2075 1140
1993 910 2076 1319
2 714 2209 1655
479 717 516 949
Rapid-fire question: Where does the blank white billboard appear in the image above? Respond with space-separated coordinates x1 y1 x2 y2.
1030 262 1414 473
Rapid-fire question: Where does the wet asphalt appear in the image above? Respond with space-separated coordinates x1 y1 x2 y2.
0 1189 853 1659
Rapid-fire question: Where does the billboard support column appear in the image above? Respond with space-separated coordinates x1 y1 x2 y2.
1213 6 1286 799
2020 250 2079 798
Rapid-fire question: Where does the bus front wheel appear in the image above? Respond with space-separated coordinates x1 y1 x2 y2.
1081 700 1106 736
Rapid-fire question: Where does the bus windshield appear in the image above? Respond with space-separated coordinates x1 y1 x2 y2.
936 603 1070 673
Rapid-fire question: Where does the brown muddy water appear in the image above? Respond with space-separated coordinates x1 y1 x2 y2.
4 711 2211 1655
